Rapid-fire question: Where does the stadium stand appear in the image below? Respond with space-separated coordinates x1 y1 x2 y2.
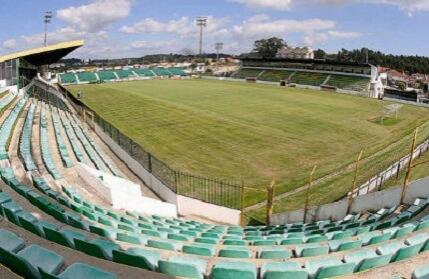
40 104 62 180
325 74 371 91
0 98 24 160
76 72 98 83
133 68 155 77
151 67 171 77
57 67 187 85
167 67 187 76
289 71 330 87
98 70 117 81
19 103 37 171
51 107 73 168
232 68 264 79
258 69 294 82
115 69 135 79
59 73 78 84
58 109 85 163
0 91 428 278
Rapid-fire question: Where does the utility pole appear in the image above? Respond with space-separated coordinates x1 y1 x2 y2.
44 11 53 47
215 42 223 73
196 17 208 57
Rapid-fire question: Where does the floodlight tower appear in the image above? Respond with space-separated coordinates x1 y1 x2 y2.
215 42 223 72
44 11 53 46
196 16 208 56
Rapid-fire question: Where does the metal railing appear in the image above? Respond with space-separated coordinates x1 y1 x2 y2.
59 85 243 209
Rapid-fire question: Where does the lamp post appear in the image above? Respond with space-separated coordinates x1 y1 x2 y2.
44 11 53 47
196 17 208 56
215 42 223 73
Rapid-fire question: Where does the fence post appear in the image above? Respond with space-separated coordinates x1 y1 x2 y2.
347 149 364 214
148 153 153 173
303 165 317 223
265 178 276 225
240 181 245 226
400 128 418 204
174 171 178 193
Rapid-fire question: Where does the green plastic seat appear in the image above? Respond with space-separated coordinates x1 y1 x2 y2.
89 225 117 239
211 261 257 279
223 239 246 246
253 240 277 246
314 262 355 279
378 240 424 262
16 245 64 277
393 223 416 238
394 243 425 262
406 233 429 246
147 239 178 251
158 256 207 279
305 257 343 278
258 248 291 259
377 241 412 262
44 227 86 248
183 244 215 256
329 239 362 252
368 232 392 245
306 235 328 243
344 248 391 272
281 238 303 245
219 248 251 258
112 248 160 271
116 232 147 245
0 229 25 252
2 201 23 224
412 264 429 279
261 262 307 279
74 239 119 260
168 233 191 241
0 192 12 206
40 262 117 279
195 237 218 244
201 232 220 239
295 244 329 257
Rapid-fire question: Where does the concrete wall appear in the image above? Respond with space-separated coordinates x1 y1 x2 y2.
93 124 242 225
76 163 177 218
177 195 241 225
271 176 429 225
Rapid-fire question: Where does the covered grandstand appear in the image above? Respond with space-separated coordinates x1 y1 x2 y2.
0 40 83 91
0 41 427 279
233 57 384 98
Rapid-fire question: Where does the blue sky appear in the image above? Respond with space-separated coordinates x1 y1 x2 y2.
0 0 428 59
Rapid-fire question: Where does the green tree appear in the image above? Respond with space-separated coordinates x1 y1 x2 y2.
253 37 287 58
314 49 326 59
398 81 406 91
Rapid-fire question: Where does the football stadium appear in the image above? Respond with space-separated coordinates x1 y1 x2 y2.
0 1 429 278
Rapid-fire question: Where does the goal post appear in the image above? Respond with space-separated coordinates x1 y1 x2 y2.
381 104 403 125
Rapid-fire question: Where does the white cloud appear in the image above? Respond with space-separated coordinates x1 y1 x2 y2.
303 30 362 45
2 39 16 49
232 16 336 40
230 0 293 10
230 0 429 14
57 0 134 32
121 16 229 38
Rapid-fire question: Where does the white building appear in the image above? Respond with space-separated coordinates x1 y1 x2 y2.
277 46 314 60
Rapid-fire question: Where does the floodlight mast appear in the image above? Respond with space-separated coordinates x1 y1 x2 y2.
215 42 223 72
44 11 53 47
196 16 208 56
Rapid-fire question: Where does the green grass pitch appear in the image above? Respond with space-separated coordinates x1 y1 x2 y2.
66 79 429 214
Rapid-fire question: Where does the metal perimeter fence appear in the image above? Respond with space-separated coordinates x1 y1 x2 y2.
59 85 243 209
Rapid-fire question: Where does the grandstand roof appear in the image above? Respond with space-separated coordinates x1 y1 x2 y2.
0 40 84 66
